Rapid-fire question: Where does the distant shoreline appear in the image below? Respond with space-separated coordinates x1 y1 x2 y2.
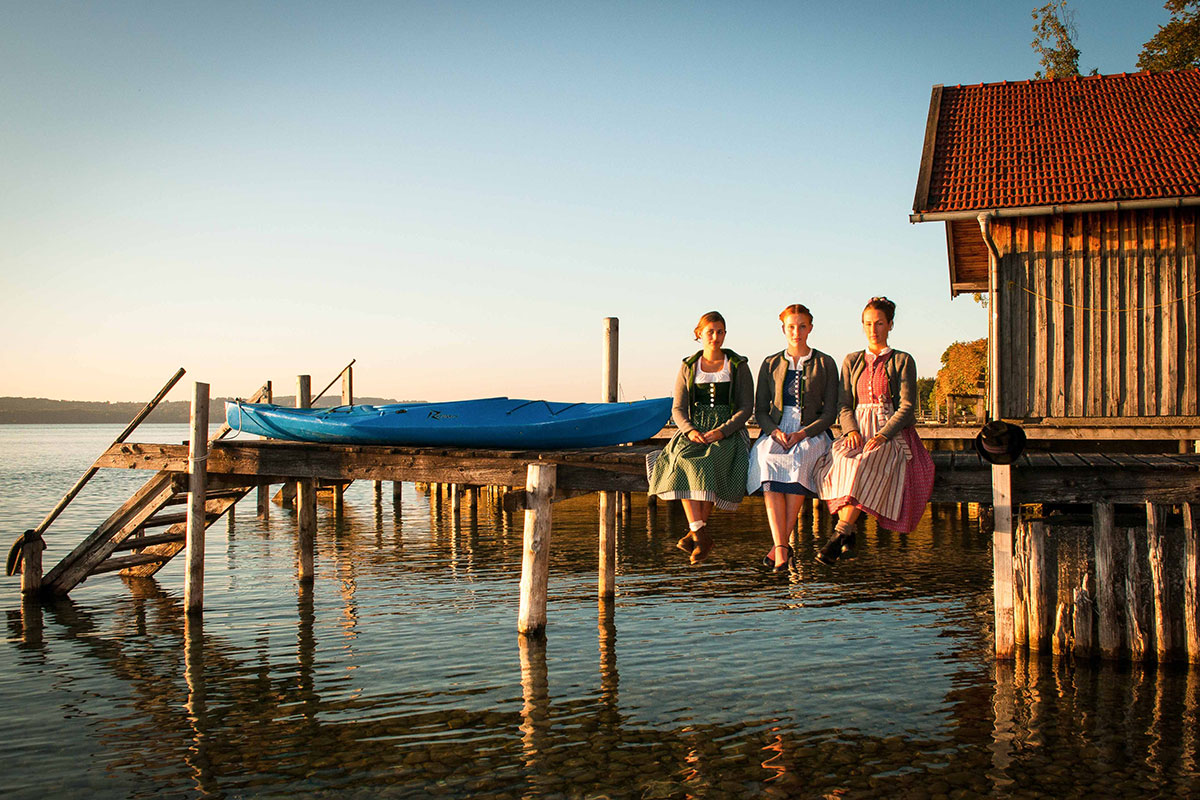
0 396 404 425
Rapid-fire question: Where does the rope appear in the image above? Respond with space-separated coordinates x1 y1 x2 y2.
1008 281 1200 313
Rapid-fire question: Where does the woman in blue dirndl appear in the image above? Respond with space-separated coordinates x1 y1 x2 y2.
746 304 839 570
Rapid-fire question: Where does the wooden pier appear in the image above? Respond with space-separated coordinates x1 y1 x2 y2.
14 400 1194 666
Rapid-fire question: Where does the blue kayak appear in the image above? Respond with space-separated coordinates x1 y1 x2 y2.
224 397 672 449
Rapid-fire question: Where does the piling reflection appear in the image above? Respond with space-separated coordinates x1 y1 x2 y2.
4 488 1200 798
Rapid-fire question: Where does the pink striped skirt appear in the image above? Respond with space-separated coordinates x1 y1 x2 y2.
817 402 934 533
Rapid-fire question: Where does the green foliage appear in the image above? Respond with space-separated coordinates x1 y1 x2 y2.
1138 1 1200 71
1032 1 1081 78
916 377 936 417
934 338 987 408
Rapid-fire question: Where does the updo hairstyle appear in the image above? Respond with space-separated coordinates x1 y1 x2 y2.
863 296 896 322
778 303 813 323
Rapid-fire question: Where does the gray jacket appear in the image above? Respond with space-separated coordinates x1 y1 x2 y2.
837 349 917 441
754 348 839 439
672 349 754 437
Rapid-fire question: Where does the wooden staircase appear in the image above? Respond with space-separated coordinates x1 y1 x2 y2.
39 384 270 596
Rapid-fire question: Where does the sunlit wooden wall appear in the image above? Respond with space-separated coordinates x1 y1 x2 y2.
992 208 1198 420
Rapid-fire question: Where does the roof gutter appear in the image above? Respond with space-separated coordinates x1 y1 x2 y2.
978 213 1001 422
910 195 1200 224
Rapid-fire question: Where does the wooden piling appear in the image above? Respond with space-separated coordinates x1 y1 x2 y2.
1026 519 1052 651
393 481 403 506
1053 601 1072 657
19 531 43 595
992 464 1016 659
1013 520 1028 649
599 491 616 598
184 382 209 615
296 376 316 584
256 381 273 518
451 484 462 516
1126 525 1151 661
1073 574 1094 658
1185 502 1199 664
1093 502 1121 659
1146 502 1173 661
518 464 556 636
598 315 619 598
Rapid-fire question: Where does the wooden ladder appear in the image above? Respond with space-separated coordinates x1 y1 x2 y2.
40 383 270 596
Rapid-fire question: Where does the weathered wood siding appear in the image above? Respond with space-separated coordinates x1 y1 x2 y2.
994 208 1199 419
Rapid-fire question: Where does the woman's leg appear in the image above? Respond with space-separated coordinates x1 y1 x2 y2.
686 500 716 563
764 491 793 566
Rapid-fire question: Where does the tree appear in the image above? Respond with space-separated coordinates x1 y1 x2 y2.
934 338 987 419
1138 1 1200 71
916 377 936 418
1032 1 1081 78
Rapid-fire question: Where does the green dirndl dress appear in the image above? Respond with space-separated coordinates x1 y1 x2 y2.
646 386 751 511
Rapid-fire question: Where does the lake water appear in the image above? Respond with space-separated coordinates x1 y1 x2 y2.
1 425 1197 798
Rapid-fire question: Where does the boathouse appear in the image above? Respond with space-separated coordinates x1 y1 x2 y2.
910 70 1200 663
911 70 1200 425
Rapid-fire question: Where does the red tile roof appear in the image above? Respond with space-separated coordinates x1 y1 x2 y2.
912 70 1200 214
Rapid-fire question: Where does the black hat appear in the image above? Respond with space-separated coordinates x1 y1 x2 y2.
973 420 1027 465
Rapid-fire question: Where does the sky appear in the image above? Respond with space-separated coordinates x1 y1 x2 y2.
0 1 1172 404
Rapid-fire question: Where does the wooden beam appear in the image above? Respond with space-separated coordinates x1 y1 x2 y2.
185 382 209 616
518 464 556 636
296 375 315 584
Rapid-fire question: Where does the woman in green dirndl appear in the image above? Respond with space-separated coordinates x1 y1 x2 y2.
647 311 753 563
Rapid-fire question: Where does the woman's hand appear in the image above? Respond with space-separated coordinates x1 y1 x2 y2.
844 431 864 450
686 430 706 445
863 434 886 452
787 430 806 448
770 429 789 448
701 429 725 444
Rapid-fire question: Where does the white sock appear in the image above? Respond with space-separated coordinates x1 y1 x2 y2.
688 520 706 532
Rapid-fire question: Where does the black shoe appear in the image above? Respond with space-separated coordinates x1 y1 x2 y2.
839 530 857 559
815 534 844 565
762 544 793 572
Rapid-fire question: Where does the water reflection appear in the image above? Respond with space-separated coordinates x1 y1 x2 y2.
1 451 1198 796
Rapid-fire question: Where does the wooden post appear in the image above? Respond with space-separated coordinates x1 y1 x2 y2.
1126 526 1150 661
393 481 403 505
1013 520 1028 649
518 464 556 636
992 464 1016 659
341 365 353 407
599 491 616 598
373 480 382 500
332 370 353 513
1093 503 1121 659
1026 519 1051 651
1146 502 1173 662
1073 574 1094 658
466 486 478 510
1185 503 1199 664
296 375 315 584
19 530 44 595
620 492 631 519
599 315 619 596
602 317 618 402
1053 601 1072 657
184 382 209 615
256 381 272 518
451 484 462 516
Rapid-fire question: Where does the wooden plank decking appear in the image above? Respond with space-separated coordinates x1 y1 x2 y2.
94 440 1200 506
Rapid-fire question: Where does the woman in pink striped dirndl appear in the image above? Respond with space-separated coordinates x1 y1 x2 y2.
815 297 934 564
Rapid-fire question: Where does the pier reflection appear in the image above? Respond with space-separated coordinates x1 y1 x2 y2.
3 486 1200 799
